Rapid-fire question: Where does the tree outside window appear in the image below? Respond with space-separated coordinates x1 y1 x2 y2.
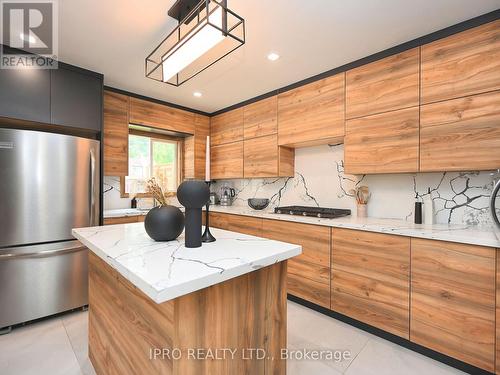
124 134 180 196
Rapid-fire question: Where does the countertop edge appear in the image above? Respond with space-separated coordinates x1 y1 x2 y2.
72 226 302 304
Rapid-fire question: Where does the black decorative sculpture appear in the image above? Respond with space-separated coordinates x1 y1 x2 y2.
144 205 184 241
177 180 210 248
201 181 216 243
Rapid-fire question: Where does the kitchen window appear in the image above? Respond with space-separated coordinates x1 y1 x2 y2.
120 131 182 197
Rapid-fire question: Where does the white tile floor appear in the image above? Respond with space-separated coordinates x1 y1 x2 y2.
0 301 465 375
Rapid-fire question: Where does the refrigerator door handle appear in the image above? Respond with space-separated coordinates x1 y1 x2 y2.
0 244 86 260
89 148 96 226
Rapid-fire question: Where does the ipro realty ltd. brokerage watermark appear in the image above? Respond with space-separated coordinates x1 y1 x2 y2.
0 0 58 69
150 347 352 362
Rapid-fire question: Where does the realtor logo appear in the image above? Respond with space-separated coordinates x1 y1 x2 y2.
0 0 58 69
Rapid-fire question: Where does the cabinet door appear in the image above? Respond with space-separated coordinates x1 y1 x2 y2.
211 108 243 145
331 229 410 338
103 216 139 225
51 67 102 131
103 91 129 176
244 134 278 178
420 90 500 172
421 20 500 104
345 107 419 174
129 97 195 134
411 238 495 372
261 219 331 308
243 96 277 138
278 73 345 147
207 212 262 237
210 141 243 179
0 68 50 123
346 48 419 119
184 114 210 179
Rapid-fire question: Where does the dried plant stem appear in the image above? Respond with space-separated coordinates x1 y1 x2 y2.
147 177 168 206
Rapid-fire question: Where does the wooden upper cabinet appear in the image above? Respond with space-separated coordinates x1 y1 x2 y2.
243 96 277 138
210 141 243 179
278 73 345 147
103 91 129 176
420 90 500 172
185 114 210 179
243 135 294 178
345 107 419 174
421 20 500 104
411 238 495 372
211 108 243 145
346 48 420 119
331 229 410 338
194 115 210 180
129 97 195 134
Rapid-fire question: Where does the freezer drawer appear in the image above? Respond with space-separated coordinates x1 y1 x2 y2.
0 241 88 329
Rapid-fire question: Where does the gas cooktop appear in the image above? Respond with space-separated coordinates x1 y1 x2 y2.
274 206 351 219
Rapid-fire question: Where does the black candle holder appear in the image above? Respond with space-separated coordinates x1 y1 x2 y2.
202 181 216 243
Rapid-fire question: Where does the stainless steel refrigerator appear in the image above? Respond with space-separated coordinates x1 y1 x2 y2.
0 128 100 330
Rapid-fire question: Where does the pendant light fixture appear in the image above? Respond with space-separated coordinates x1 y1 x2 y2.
146 0 245 86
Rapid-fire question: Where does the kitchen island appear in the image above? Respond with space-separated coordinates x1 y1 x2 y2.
72 223 301 375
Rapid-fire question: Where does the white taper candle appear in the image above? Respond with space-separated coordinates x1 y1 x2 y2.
205 135 210 182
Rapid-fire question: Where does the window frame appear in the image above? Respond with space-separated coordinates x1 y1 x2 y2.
120 129 184 199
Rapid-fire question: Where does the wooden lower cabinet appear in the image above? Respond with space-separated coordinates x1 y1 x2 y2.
103 216 142 225
411 238 495 372
331 229 410 338
207 212 262 237
261 219 331 309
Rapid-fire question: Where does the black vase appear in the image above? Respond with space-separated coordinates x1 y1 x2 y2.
177 180 210 248
144 205 184 242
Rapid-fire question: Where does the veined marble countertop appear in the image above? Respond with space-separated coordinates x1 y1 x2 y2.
72 224 301 304
104 208 149 218
207 205 500 249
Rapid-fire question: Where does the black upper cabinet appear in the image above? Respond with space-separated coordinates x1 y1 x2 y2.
0 68 51 123
51 66 102 132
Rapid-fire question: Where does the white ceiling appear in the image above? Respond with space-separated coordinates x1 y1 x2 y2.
58 0 500 113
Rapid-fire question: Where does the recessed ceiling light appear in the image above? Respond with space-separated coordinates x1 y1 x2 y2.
193 92 202 98
20 33 36 44
267 52 280 61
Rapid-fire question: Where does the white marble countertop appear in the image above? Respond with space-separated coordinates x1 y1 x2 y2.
72 224 302 304
207 205 500 249
104 208 149 218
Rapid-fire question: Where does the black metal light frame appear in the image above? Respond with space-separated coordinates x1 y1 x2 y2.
145 0 245 86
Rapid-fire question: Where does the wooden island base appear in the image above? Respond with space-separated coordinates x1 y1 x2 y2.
88 252 287 375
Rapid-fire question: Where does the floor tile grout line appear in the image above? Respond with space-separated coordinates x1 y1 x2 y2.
341 336 371 374
60 315 85 375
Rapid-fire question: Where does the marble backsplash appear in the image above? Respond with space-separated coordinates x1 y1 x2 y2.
212 145 498 227
104 144 498 226
103 176 180 210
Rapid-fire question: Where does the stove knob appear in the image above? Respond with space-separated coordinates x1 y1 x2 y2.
289 211 294 215
302 212 307 216
317 213 322 218
276 210 282 214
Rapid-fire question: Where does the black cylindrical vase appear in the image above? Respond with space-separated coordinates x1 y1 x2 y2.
177 180 210 248
184 208 202 248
